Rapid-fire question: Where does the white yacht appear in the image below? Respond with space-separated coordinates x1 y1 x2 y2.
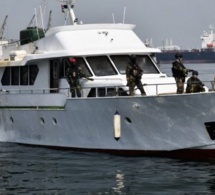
0 0 214 159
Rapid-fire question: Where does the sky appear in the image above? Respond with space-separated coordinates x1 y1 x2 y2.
1 0 215 49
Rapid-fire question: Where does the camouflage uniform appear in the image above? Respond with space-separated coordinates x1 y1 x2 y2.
126 62 145 96
66 64 86 97
186 76 205 93
172 60 189 94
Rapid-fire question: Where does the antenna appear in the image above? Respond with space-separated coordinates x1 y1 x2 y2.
27 15 35 28
0 15 8 40
61 0 77 25
34 8 40 39
123 7 126 24
112 13 115 23
46 10 52 31
39 5 45 31
41 0 47 19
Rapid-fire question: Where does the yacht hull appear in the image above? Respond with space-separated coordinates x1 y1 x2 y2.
1 93 215 158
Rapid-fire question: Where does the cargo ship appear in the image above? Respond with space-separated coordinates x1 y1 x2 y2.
156 26 215 64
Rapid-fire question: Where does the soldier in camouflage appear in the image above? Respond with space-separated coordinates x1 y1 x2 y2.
126 55 146 96
172 53 191 94
186 71 205 93
66 58 91 97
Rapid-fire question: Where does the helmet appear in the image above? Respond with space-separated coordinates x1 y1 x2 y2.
192 70 198 76
69 58 76 64
129 55 136 63
175 52 183 59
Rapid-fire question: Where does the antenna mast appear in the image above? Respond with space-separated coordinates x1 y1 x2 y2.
0 15 8 40
112 13 115 23
27 15 35 28
123 7 126 24
61 0 77 25
46 10 52 31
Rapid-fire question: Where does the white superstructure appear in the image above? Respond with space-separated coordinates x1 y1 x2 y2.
201 25 215 49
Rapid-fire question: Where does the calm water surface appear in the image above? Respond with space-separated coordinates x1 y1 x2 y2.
1 143 215 195
2 143 215 195
1 63 215 195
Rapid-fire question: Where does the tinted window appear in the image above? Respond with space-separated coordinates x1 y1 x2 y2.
29 65 39 85
86 56 117 76
59 58 70 78
76 58 92 77
11 67 19 85
1 67 10 85
111 55 159 74
59 57 92 78
87 87 128 97
136 55 159 74
110 55 130 74
1 65 39 86
20 66 29 85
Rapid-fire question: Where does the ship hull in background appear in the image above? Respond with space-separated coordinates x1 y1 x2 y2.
156 49 215 64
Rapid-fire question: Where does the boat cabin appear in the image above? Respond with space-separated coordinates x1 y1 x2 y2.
0 9 177 97
0 52 176 98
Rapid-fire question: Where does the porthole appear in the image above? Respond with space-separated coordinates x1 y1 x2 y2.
10 117 14 124
52 118 57 125
125 117 132 124
40 118 45 125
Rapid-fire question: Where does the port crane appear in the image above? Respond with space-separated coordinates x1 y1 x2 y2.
0 15 8 40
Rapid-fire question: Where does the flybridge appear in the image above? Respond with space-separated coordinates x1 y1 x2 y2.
43 24 161 56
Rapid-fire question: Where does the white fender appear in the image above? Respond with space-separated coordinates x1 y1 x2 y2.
114 111 121 140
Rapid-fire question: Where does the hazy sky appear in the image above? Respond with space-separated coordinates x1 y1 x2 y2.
1 0 215 49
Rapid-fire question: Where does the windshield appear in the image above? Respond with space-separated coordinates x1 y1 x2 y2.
59 57 92 78
86 56 117 76
110 55 160 74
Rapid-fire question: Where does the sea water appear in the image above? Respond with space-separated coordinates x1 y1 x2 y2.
1 143 215 194
0 63 215 195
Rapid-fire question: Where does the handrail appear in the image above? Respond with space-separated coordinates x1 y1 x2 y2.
0 80 214 98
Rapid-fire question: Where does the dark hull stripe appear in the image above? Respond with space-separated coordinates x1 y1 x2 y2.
19 143 215 161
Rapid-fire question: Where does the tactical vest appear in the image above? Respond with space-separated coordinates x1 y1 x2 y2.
129 63 141 78
172 61 186 77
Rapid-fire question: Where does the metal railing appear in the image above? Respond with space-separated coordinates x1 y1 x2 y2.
0 80 214 98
